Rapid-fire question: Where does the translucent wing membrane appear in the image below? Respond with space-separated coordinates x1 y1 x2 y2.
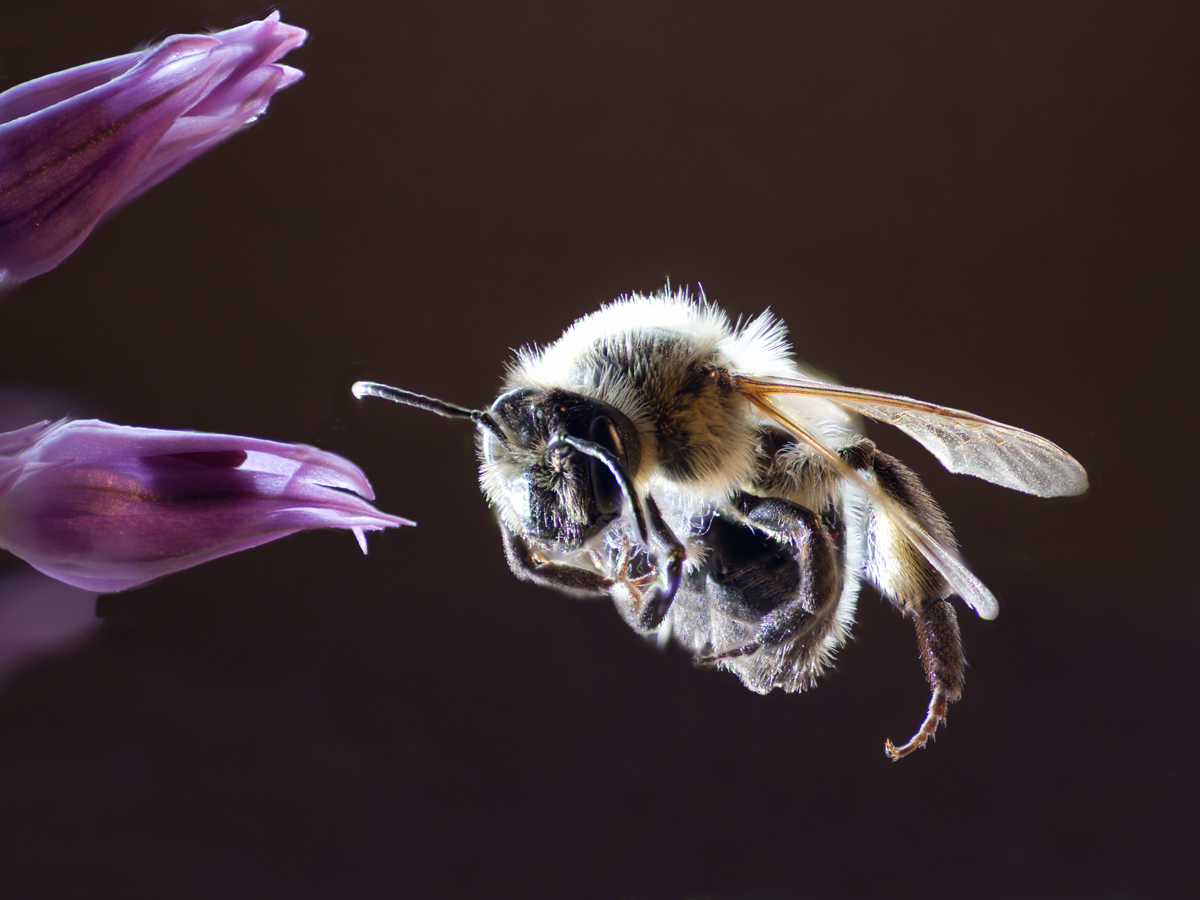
735 375 1088 498
740 392 1001 619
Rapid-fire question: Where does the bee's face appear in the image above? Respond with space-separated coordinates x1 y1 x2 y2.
480 388 638 552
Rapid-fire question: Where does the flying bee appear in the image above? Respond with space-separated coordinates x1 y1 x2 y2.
353 288 1087 759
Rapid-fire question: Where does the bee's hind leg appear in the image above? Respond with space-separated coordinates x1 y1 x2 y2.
885 596 965 760
846 445 967 759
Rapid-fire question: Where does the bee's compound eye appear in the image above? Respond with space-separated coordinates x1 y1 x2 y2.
588 416 625 516
488 388 543 447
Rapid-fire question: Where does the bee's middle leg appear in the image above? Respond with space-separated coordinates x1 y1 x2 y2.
699 495 841 662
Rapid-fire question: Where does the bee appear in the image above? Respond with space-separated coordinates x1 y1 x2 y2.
353 288 1087 759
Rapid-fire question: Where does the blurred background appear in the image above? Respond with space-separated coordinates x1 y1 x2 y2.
1 2 1196 897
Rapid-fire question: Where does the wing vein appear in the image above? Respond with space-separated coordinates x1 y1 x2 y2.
734 374 1088 498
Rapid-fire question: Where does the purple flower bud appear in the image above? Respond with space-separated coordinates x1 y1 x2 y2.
0 13 306 287
0 420 411 593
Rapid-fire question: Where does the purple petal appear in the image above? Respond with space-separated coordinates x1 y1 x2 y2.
0 51 143 127
0 419 411 593
0 420 55 454
13 420 379 499
0 14 306 287
111 64 305 209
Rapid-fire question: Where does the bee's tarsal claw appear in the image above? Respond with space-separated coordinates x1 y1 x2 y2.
884 689 949 761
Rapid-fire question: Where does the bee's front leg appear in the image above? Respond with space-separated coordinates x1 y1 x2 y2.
500 525 613 596
637 494 686 631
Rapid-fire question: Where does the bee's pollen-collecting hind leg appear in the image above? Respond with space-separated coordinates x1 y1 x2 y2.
885 597 965 760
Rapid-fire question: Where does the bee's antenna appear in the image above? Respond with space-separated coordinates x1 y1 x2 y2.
352 381 475 419
352 380 507 444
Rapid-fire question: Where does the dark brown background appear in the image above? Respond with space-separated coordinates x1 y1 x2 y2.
1 2 1196 897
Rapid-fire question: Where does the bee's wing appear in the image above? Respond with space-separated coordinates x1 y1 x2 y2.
738 390 1006 618
735 375 1088 498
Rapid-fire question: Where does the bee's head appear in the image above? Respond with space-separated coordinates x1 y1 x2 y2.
351 381 646 553
479 387 644 551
